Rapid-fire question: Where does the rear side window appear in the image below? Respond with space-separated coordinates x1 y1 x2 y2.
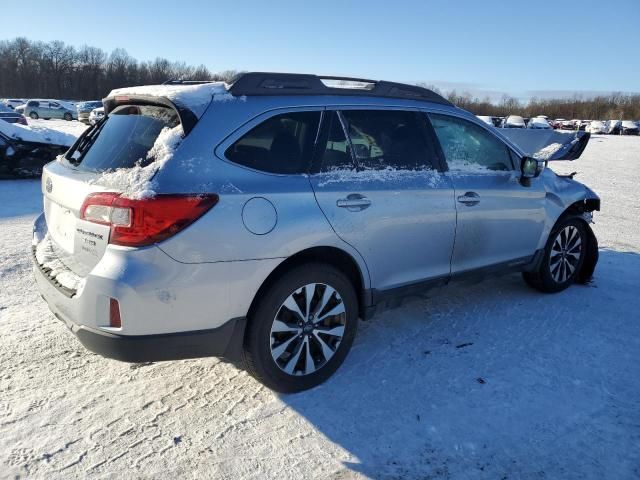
225 111 321 174
339 110 438 170
28 101 39 107
72 104 180 172
429 114 513 171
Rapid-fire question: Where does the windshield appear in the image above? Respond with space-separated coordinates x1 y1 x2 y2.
79 101 102 110
71 104 180 172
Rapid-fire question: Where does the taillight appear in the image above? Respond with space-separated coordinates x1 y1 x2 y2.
80 193 218 247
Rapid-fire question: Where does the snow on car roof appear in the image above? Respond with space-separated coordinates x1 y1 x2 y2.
107 82 233 119
530 117 549 123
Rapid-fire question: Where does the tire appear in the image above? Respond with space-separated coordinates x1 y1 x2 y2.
243 263 358 393
63 112 72 121
523 217 588 293
29 112 38 120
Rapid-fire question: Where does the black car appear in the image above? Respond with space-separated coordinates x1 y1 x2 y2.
0 103 28 125
621 121 639 135
0 128 68 178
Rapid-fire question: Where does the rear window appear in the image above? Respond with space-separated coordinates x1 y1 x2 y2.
71 104 180 172
225 111 321 174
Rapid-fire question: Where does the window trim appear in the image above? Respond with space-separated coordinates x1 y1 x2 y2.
215 106 324 177
425 111 519 172
311 106 446 174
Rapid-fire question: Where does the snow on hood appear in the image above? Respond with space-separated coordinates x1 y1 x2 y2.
0 120 77 147
107 82 234 119
89 124 183 199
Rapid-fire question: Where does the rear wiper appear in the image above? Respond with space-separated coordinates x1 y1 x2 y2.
65 119 107 166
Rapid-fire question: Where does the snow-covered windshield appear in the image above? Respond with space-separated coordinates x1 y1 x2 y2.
70 104 180 172
78 101 103 111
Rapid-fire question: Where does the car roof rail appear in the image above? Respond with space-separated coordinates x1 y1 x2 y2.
228 72 452 105
161 79 218 85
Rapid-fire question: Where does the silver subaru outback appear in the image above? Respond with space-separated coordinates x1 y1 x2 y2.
32 73 600 392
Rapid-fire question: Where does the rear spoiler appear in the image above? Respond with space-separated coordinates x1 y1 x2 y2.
102 94 199 135
498 129 590 161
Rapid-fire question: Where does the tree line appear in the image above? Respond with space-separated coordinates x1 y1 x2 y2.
0 37 238 100
1 37 639 120
421 86 640 121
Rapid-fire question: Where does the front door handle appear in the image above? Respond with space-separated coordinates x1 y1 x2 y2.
457 191 480 206
337 193 372 211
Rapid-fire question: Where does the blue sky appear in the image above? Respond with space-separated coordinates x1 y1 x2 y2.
3 0 639 100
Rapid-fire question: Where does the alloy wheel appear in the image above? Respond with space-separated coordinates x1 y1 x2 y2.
270 283 346 376
549 225 583 283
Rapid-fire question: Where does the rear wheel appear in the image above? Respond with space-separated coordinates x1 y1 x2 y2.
523 217 587 293
29 112 38 120
243 264 358 393
63 112 72 121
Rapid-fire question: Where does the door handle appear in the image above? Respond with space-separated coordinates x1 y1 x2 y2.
337 193 372 211
457 191 480 206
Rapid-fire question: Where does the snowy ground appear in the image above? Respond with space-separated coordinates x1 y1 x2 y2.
1 135 639 479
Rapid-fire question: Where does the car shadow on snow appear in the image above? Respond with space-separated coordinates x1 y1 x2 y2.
0 179 43 219
280 249 640 479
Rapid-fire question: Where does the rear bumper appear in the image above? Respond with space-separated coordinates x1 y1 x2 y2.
31 212 282 363
55 311 246 363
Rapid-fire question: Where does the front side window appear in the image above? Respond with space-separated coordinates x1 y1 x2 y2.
225 111 320 174
339 110 437 170
429 114 513 172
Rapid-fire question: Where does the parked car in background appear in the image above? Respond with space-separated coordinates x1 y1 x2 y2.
560 120 575 130
502 115 526 128
31 73 600 392
491 117 502 128
1 98 26 110
88 107 105 125
0 103 28 125
476 115 494 127
552 119 565 129
587 121 606 134
620 120 639 135
77 101 103 124
605 120 622 134
527 117 551 129
23 99 78 121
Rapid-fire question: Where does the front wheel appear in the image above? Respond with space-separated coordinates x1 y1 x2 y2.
243 264 358 393
63 112 72 121
523 217 587 293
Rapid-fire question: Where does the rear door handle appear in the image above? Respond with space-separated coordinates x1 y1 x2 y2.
337 193 372 211
457 191 480 206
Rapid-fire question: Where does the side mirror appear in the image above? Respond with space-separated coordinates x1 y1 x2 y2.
520 156 543 186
